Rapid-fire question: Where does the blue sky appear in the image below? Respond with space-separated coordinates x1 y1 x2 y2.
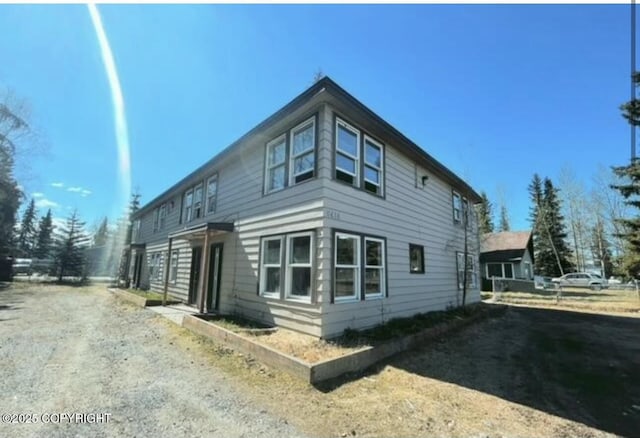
0 4 632 232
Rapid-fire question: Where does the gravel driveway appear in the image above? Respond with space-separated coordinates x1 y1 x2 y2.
0 282 306 438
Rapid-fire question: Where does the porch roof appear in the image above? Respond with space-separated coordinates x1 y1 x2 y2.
168 222 234 240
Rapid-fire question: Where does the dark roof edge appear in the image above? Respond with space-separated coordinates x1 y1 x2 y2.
322 78 481 203
135 76 481 218
134 78 331 218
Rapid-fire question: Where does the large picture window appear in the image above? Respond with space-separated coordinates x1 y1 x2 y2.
486 262 514 279
264 116 316 194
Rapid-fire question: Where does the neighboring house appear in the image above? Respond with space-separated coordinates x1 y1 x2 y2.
126 77 482 338
480 231 534 281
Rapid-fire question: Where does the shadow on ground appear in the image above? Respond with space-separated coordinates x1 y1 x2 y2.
387 306 640 437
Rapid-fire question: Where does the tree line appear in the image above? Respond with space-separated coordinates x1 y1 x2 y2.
1 93 140 281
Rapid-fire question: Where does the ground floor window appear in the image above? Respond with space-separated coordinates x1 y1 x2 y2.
333 231 386 302
259 232 314 302
486 262 514 279
409 243 425 273
456 252 477 289
149 252 164 282
170 250 179 283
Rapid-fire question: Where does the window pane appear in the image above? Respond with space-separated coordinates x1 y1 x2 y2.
265 267 280 293
335 268 356 297
365 141 381 167
185 192 193 206
194 186 203 203
365 268 381 294
290 236 310 264
487 263 502 278
336 153 356 174
366 240 382 266
290 267 311 296
269 141 285 166
336 236 357 265
207 178 217 197
269 166 285 191
294 152 314 174
364 166 379 184
504 264 513 278
293 124 314 155
410 245 423 272
337 125 358 156
264 240 281 264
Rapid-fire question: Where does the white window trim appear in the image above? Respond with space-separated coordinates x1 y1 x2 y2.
288 118 316 185
158 204 166 230
183 189 194 223
170 250 179 283
193 183 203 220
453 191 462 223
260 236 284 298
206 174 218 215
335 119 361 183
284 232 314 303
152 208 159 233
364 236 385 299
264 134 287 194
363 135 384 194
457 252 477 289
334 232 361 302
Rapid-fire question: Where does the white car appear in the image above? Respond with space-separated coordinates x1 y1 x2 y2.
551 272 608 291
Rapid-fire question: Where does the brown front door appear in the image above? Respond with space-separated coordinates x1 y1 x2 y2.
188 246 202 305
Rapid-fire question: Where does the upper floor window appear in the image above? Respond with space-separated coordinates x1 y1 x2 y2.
206 175 218 215
131 219 141 242
152 203 167 233
452 191 462 223
290 119 315 184
264 116 316 195
335 120 360 186
182 182 205 223
335 117 385 196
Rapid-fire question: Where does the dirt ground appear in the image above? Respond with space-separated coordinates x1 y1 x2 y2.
2 282 639 437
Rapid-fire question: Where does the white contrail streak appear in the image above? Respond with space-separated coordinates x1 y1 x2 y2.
88 3 133 278
87 3 132 213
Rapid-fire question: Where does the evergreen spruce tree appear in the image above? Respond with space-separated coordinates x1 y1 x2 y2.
612 73 640 277
529 174 573 277
0 103 25 257
16 198 37 257
476 191 494 234
33 209 54 259
52 210 89 281
498 204 510 232
93 217 109 247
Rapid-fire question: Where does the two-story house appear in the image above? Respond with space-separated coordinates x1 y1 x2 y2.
126 77 481 339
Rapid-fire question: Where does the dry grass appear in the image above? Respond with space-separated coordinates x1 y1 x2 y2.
487 287 640 315
155 303 637 438
242 328 366 363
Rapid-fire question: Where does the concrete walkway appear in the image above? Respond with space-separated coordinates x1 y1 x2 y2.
148 303 198 325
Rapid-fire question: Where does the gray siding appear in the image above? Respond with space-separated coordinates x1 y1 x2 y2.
131 99 480 338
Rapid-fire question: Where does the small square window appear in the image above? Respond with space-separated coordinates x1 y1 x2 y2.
409 244 425 274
